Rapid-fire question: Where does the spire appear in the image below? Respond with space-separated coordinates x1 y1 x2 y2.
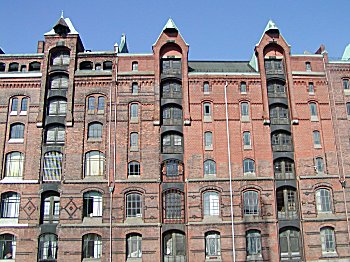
162 18 179 31
264 19 279 33
119 33 129 53
61 10 64 18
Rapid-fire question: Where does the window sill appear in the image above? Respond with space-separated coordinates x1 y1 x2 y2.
344 89 350 96
0 218 18 226
244 172 256 176
130 118 139 123
241 116 250 122
19 111 27 116
126 258 142 262
247 254 263 261
314 144 322 149
83 176 104 182
0 259 15 262
130 147 139 152
128 175 141 180
8 139 24 144
87 138 102 142
82 258 101 262
83 216 102 225
308 92 315 96
9 111 17 116
203 216 221 223
243 145 252 150
203 116 212 123
205 146 213 151
240 91 247 95
321 251 338 258
205 256 222 262
125 217 143 224
311 116 319 122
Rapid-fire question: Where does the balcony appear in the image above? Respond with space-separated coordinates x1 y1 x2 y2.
270 117 289 125
267 91 287 98
278 210 298 220
275 172 295 180
162 118 182 126
272 144 293 152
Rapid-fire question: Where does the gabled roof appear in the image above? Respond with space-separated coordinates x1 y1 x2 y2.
153 18 188 46
342 44 350 60
256 19 289 47
45 17 79 36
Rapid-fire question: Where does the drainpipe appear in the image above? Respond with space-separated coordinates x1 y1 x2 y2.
224 80 236 262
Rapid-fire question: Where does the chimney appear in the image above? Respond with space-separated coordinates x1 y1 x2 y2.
37 41 45 53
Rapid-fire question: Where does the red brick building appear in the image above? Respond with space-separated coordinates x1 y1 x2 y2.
0 16 350 262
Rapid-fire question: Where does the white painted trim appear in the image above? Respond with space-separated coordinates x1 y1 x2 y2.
0 72 42 78
188 72 260 76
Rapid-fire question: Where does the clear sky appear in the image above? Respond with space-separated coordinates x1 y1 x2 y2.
1 0 349 60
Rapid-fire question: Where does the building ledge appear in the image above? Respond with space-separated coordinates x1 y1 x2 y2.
0 72 42 78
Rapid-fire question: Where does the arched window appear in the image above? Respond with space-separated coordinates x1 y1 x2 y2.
279 228 301 259
51 50 70 66
315 157 324 174
243 191 259 215
204 131 213 149
46 125 65 144
0 62 5 72
130 103 138 120
87 95 105 114
82 234 101 259
48 98 67 116
343 78 349 90
204 160 216 176
316 188 332 213
241 102 250 120
126 193 142 218
83 191 102 218
29 61 41 71
0 234 16 259
205 232 221 257
163 190 184 221
277 187 297 219
38 234 58 261
246 230 262 257
203 82 210 93
161 81 182 99
1 192 20 218
128 161 140 176
79 61 93 70
274 158 295 180
41 192 60 224
162 160 183 177
162 105 182 126
126 233 142 258
50 75 68 89
203 191 219 216
103 61 112 70
310 102 318 120
320 227 336 254
163 231 186 260
132 82 139 94
130 132 139 151
308 82 315 94
8 62 19 72
162 133 183 154
43 151 62 181
243 159 255 174
243 131 251 148
9 123 24 141
271 131 292 151
88 122 103 139
85 151 105 177
5 152 24 177
132 62 138 71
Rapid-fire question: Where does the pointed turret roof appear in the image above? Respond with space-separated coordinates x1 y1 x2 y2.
45 15 79 36
119 33 129 53
342 44 350 60
256 19 289 46
153 18 188 46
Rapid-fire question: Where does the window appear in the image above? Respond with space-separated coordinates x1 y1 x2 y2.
41 192 60 224
127 234 142 259
88 122 103 139
82 234 102 259
316 188 332 213
246 230 262 257
0 62 5 72
95 63 101 70
162 133 183 154
29 62 41 71
240 82 247 93
203 82 210 93
46 125 65 144
161 59 181 75
241 102 249 121
267 80 286 98
204 160 216 176
38 234 58 261
271 131 292 151
8 62 19 72
130 103 138 120
164 190 183 220
163 231 186 260
205 232 221 257
347 103 350 117
203 192 219 216
10 97 28 116
50 75 68 89
315 157 324 174
0 234 16 259
203 102 212 122
9 123 24 141
48 98 67 116
162 81 182 98
277 187 297 219
279 228 301 259
274 158 295 180
310 103 318 120
79 61 93 70
43 151 62 181
162 105 182 126
103 61 112 70
130 132 139 150
308 82 315 94
243 159 255 174
162 160 182 177
265 59 283 74
83 191 102 217
5 152 24 177
320 227 336 254
204 131 213 149
97 96 104 113
20 65 26 72
126 193 142 218
343 79 350 90
1 192 20 218
88 95 105 114
306 62 311 71
270 104 289 124
128 161 140 176
132 82 139 94
10 97 18 114
85 151 105 177
21 98 28 114
243 131 251 148
88 96 95 111
313 131 321 148
132 62 138 71
51 51 70 66
243 191 259 215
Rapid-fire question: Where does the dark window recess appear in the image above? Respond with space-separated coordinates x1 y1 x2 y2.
79 61 93 70
29 62 41 71
270 104 289 124
41 192 60 224
162 81 182 99
161 59 181 75
265 59 284 74
274 159 295 180
8 63 19 72
277 187 298 220
162 106 182 125
103 61 112 70
271 132 293 152
162 160 183 177
267 80 286 98
0 63 6 72
162 133 183 154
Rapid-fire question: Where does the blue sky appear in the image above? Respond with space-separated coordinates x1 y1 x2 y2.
1 0 349 60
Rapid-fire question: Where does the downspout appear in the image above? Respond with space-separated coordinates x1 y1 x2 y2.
323 56 350 249
224 80 236 262
108 84 113 262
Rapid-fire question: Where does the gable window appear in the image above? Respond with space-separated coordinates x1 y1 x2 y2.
85 151 105 177
310 102 318 121
9 123 24 142
315 157 324 174
240 82 247 93
41 192 60 224
126 193 142 218
246 230 262 258
243 131 251 149
243 159 255 174
320 227 336 254
5 152 24 178
88 122 103 140
82 234 102 259
0 234 16 259
241 102 250 121
308 82 315 94
205 232 221 257
204 131 213 150
128 161 140 176
243 191 259 215
313 131 321 148
203 82 210 94
83 191 102 218
203 192 219 216
43 151 62 181
306 62 311 71
127 234 142 259
46 125 65 144
38 234 58 261
132 83 139 94
204 160 216 176
132 62 138 71
50 75 68 90
48 98 67 116
1 192 20 218
316 188 332 213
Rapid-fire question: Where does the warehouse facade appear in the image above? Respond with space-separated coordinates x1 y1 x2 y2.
0 16 350 262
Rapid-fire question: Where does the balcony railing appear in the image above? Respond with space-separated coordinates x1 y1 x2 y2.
272 144 293 152
271 118 289 125
162 145 183 154
275 172 295 180
268 91 287 98
162 118 182 126
278 210 298 220
163 256 186 262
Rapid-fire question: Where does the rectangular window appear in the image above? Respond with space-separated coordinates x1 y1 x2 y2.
343 79 349 90
97 97 104 113
313 131 321 148
308 82 314 94
130 104 138 119
88 97 95 111
306 62 311 71
204 132 213 149
240 82 247 93
241 103 249 116
20 98 28 114
10 98 18 115
204 103 211 116
243 132 251 148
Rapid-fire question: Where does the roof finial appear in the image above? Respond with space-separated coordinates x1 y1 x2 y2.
61 10 64 18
